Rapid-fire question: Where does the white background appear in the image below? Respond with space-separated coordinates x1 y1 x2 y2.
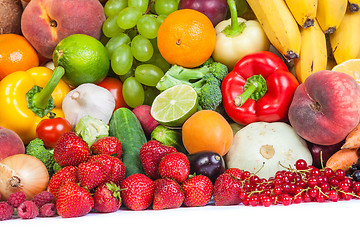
1 200 358 239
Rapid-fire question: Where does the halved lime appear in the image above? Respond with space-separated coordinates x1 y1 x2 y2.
151 84 198 127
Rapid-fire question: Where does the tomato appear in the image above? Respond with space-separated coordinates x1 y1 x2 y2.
36 117 72 148
97 77 129 111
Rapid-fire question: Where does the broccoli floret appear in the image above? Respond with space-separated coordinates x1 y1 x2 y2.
198 83 222 111
156 61 228 111
209 62 229 80
26 138 55 176
52 162 62 174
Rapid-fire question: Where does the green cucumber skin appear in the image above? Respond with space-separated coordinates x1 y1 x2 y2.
109 108 147 177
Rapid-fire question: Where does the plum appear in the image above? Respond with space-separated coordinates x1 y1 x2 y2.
306 140 344 169
188 151 225 183
178 0 228 26
0 126 25 161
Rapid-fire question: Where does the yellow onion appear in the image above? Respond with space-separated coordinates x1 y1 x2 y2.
0 154 49 200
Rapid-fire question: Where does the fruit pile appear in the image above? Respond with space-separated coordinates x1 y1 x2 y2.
1 0 360 221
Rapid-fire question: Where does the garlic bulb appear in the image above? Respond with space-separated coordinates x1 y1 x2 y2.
62 83 115 128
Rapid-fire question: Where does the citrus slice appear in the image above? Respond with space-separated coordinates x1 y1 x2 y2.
151 84 198 127
332 59 360 85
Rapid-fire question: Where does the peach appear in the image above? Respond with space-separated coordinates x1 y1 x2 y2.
0 126 25 161
288 70 360 145
21 0 106 59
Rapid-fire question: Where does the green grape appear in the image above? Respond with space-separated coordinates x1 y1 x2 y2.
104 0 128 17
102 15 125 38
149 38 159 52
156 15 167 25
143 85 160 106
127 28 139 40
154 0 179 15
119 67 135 82
122 77 145 108
137 15 160 39
131 35 154 62
117 7 142 30
135 64 164 86
145 51 171 73
105 33 131 59
128 0 149 13
111 44 134 76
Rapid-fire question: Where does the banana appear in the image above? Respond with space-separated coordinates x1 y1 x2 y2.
246 0 301 61
285 0 318 28
294 20 327 83
329 11 360 64
316 0 347 34
348 0 360 12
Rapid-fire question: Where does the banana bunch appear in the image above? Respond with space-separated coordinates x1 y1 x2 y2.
246 0 360 83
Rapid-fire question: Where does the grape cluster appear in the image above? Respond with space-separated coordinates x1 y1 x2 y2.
348 150 360 182
102 0 179 108
235 159 360 207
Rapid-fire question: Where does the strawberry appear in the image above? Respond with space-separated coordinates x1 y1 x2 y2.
153 178 184 210
158 152 190 183
77 161 107 190
182 175 213 207
56 182 94 218
54 132 90 167
140 140 177 179
88 154 126 185
91 136 122 159
213 172 243 206
225 168 243 179
93 182 121 213
120 173 154 211
47 166 78 199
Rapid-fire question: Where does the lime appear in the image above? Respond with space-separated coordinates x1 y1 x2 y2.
332 59 360 85
52 34 110 87
150 84 198 127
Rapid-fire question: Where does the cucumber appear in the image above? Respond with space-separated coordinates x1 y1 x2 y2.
109 107 147 177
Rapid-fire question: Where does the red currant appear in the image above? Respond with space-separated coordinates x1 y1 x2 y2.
295 159 308 170
281 194 293 206
335 169 346 181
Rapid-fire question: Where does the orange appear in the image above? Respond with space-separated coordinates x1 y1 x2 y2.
0 34 39 80
332 59 360 85
182 110 233 156
157 9 216 68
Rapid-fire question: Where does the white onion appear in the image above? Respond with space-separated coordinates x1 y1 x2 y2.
0 154 49 201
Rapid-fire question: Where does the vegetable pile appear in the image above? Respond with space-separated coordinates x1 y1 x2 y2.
1 0 360 220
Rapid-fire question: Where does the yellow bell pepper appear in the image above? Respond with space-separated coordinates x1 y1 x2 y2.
0 66 71 144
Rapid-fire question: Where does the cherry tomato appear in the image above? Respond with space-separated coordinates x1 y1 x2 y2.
98 77 129 111
36 117 72 148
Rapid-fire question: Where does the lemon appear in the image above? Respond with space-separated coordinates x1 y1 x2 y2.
332 59 360 85
151 84 198 127
53 34 109 87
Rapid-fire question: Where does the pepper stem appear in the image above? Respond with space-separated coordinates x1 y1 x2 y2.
234 75 267 107
32 66 65 109
222 0 246 37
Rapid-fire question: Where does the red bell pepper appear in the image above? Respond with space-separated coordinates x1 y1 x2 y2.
221 51 299 125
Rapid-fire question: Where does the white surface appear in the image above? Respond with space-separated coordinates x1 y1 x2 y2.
1 200 358 239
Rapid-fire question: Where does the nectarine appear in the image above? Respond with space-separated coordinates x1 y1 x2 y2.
21 0 106 59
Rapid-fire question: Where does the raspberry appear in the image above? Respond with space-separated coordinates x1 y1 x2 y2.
17 201 39 219
0 202 14 221
32 191 54 208
39 203 56 217
7 191 26 208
